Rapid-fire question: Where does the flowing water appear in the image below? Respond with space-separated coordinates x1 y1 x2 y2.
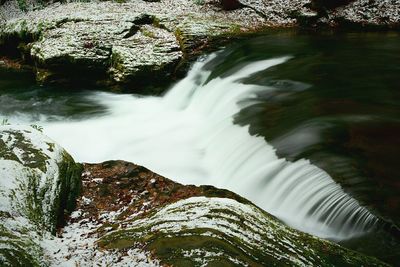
1 31 399 263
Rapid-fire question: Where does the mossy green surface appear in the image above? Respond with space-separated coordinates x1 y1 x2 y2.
0 126 83 265
98 197 388 266
0 216 45 267
0 130 49 172
0 127 82 233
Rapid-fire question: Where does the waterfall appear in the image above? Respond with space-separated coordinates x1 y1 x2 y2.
34 54 378 240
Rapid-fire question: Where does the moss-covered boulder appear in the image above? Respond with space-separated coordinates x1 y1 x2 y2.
0 214 44 267
55 161 387 266
0 125 82 266
97 197 386 266
0 125 82 232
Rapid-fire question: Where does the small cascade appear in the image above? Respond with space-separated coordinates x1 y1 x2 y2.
28 54 377 239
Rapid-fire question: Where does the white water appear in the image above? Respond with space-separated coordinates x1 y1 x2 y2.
16 54 378 240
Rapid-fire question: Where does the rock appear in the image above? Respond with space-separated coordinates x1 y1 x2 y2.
0 57 24 69
236 0 312 23
0 214 44 267
0 0 269 89
99 197 387 266
0 125 82 266
46 160 387 266
3 0 396 89
325 0 400 28
109 24 183 84
173 15 245 54
0 125 82 233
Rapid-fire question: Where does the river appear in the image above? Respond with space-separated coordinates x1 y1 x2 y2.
1 30 399 264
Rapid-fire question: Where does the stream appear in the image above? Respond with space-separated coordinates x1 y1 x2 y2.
1 30 399 264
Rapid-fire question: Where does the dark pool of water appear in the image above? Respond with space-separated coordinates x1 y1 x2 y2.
1 30 399 264
0 69 108 121
218 30 400 264
222 31 400 225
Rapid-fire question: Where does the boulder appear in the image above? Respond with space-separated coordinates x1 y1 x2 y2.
0 125 82 266
0 125 82 232
0 0 267 89
325 0 400 28
47 160 388 266
0 215 44 267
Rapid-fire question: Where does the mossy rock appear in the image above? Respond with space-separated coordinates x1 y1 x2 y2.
0 215 44 267
0 125 82 233
98 197 388 266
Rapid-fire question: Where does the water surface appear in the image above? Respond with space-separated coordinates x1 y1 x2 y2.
1 30 399 264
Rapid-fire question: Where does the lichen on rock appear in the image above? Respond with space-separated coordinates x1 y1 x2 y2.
0 214 45 267
325 0 400 28
0 125 82 233
0 0 299 89
97 196 387 266
0 125 82 266
48 160 387 267
110 24 183 84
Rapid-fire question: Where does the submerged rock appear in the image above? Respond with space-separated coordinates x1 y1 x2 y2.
46 160 387 266
0 125 82 266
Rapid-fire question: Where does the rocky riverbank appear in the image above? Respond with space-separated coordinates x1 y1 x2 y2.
0 0 399 90
0 126 390 266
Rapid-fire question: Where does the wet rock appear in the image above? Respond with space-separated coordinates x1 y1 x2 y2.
0 57 24 69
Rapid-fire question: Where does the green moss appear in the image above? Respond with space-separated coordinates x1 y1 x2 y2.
9 171 46 231
18 20 29 39
16 0 27 12
141 28 156 38
0 138 20 162
0 224 44 267
0 128 82 233
145 229 266 266
0 130 49 172
97 197 388 266
52 153 82 231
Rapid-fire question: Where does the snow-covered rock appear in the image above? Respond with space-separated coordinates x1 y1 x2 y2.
48 160 387 267
326 0 400 28
0 125 81 266
0 0 269 89
98 196 388 266
0 125 82 232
